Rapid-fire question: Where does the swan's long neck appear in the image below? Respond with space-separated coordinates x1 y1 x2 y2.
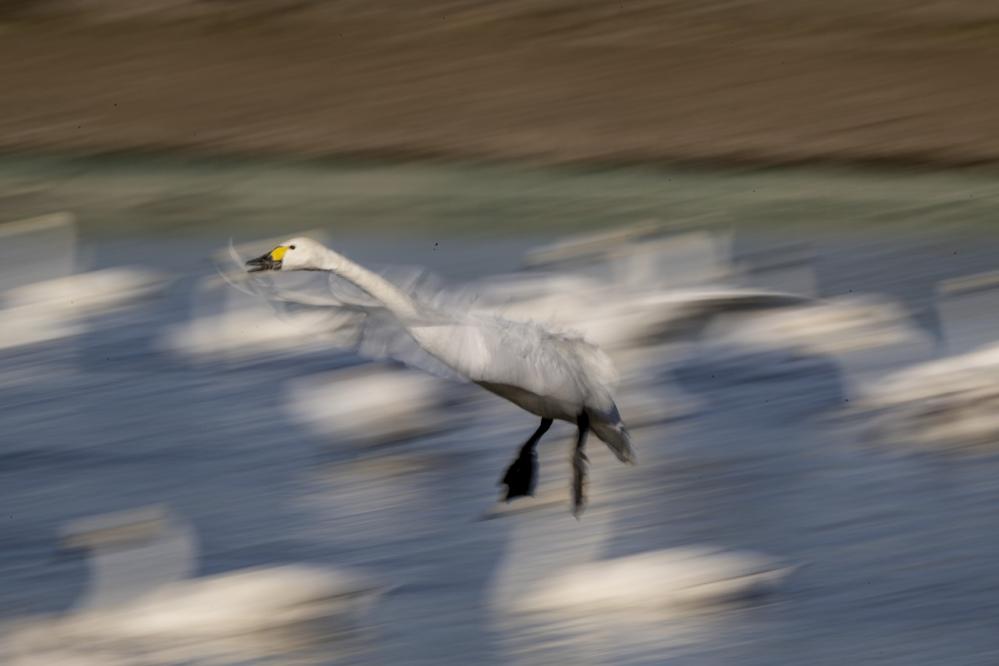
318 247 421 321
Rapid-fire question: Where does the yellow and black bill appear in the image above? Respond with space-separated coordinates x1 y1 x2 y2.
246 245 287 272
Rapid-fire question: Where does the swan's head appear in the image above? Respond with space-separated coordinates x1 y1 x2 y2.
246 237 326 273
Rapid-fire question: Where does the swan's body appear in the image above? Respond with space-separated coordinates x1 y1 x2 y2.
237 237 635 515
406 312 630 449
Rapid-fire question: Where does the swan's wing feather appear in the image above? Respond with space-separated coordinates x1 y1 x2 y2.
268 290 465 382
353 309 466 381
262 277 610 397
626 287 814 341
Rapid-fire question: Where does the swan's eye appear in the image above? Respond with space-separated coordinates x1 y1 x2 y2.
289 245 296 250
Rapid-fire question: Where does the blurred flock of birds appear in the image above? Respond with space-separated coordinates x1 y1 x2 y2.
3 210 999 664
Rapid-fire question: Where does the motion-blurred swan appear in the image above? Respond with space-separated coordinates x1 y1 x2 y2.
5 507 380 664
236 237 636 516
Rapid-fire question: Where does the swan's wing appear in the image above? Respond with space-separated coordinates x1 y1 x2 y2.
623 287 814 341
267 286 467 383
658 287 813 310
382 269 620 400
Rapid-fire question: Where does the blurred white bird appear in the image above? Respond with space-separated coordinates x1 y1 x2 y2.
6 507 380 664
229 237 636 516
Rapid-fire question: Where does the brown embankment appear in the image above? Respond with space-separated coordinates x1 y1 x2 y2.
2 1 999 167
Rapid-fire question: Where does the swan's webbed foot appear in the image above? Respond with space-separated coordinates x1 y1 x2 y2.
500 444 537 501
499 418 552 502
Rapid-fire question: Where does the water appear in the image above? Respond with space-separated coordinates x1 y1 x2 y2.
3 157 999 664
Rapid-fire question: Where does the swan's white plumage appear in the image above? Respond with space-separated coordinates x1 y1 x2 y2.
221 238 635 463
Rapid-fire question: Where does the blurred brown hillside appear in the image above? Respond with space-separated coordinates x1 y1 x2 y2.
2 0 998 165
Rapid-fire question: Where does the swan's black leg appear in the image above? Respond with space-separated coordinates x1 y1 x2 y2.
572 412 590 518
500 418 553 501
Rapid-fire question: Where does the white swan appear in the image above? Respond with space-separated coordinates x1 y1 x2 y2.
5 507 381 664
236 237 637 516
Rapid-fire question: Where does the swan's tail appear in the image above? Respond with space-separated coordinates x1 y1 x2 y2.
589 405 636 465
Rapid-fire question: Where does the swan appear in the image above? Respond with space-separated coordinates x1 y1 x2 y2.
237 237 637 516
5 507 381 663
516 548 793 615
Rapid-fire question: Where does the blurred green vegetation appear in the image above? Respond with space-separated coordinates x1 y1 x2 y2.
0 154 997 238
